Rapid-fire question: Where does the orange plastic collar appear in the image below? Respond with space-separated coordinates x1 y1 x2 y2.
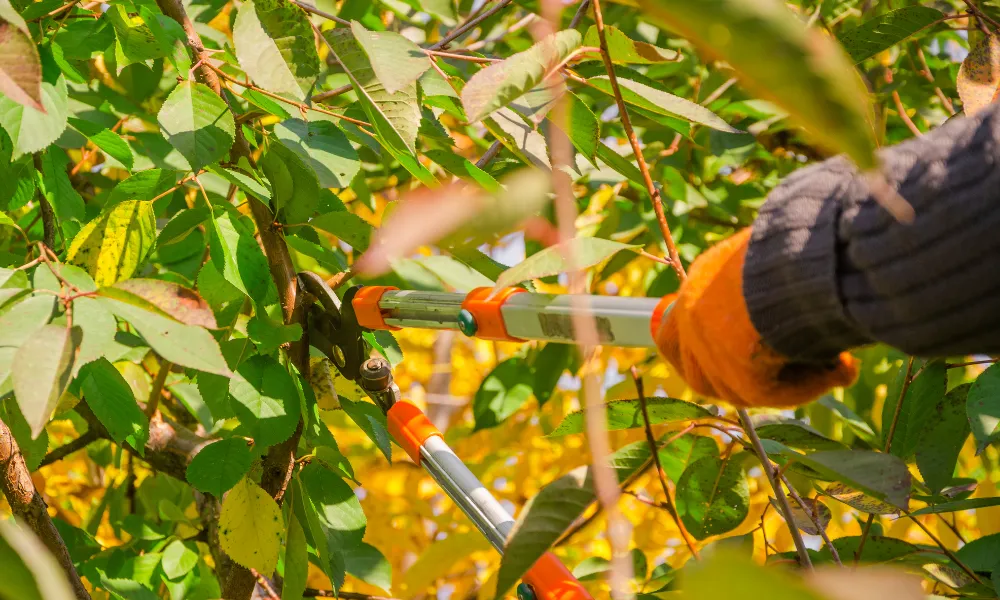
353 286 400 331
387 401 441 464
522 552 594 600
461 287 526 342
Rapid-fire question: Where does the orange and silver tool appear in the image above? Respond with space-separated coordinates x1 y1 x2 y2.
298 273 594 600
352 285 669 346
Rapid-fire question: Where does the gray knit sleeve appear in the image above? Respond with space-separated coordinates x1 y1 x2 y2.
743 101 1000 361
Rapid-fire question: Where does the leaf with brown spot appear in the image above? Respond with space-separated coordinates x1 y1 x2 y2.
0 20 43 112
101 279 217 329
958 33 1000 116
769 494 831 535
822 482 899 515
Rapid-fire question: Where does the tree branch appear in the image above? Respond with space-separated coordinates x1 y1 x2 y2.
32 155 56 250
1 417 91 600
430 0 515 50
38 429 99 469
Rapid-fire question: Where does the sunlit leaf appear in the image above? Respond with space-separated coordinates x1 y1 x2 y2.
639 0 876 168
101 279 217 329
80 358 148 451
233 0 320 100
462 30 581 123
260 139 319 224
219 477 285 575
473 357 534 430
282 512 309 600
795 451 911 509
495 237 639 289
484 107 551 169
12 324 81 438
678 548 821 600
968 363 1000 453
0 296 55 386
881 360 946 459
916 384 971 494
583 25 680 64
229 354 300 446
0 74 68 158
161 540 198 580
0 519 76 600
351 21 431 95
66 200 155 287
157 81 235 171
69 117 134 171
838 6 944 63
550 397 711 436
274 119 360 189
589 76 740 133
958 33 1000 116
207 205 277 308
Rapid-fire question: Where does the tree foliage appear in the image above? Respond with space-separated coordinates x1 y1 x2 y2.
1 0 999 598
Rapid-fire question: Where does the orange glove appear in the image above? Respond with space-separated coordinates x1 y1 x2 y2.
654 228 858 408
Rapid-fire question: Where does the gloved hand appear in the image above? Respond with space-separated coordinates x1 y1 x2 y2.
655 228 858 408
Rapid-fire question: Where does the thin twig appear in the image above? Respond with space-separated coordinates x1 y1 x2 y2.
962 0 1000 29
312 84 352 103
778 474 842 566
425 49 498 62
739 408 813 569
946 358 998 369
856 356 915 562
250 570 281 600
38 430 100 468
589 0 686 280
291 0 349 25
914 45 956 115
902 509 985 585
631 367 700 560
569 0 591 28
430 0 515 50
464 13 536 51
475 140 503 168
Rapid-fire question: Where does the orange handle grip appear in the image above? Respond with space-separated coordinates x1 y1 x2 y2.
521 552 594 600
461 287 526 342
386 400 441 464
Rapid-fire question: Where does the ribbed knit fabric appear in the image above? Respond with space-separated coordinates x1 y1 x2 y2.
744 101 1000 361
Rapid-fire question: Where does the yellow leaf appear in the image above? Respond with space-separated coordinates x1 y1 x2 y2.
309 357 339 410
399 530 491 594
219 477 285 575
67 200 156 287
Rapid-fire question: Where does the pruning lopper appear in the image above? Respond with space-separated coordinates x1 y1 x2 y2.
298 273 617 600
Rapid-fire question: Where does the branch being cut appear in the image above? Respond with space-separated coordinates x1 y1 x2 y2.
1 417 91 600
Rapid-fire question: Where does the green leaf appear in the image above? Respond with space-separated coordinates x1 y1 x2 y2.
967 363 1000 453
0 74 68 158
12 324 81 438
495 466 595 598
955 532 1000 571
821 482 898 515
291 475 345 593
916 384 971 494
822 535 919 564
679 547 821 600
793 450 911 509
588 76 740 133
339 396 392 462
68 118 134 171
102 278 217 329
325 28 420 156
260 139 319 224
484 107 551 169
882 360 946 459
310 209 373 251
659 434 719 482
233 0 320 101
101 577 159 600
219 477 285 575
0 296 55 386
596 141 645 187
351 21 431 95
531 342 571 407
207 166 272 204
299 463 367 548
550 397 711 437
473 357 535 430
100 297 231 376
282 512 309 600
185 438 254 497
108 169 180 206
424 148 500 193
0 399 47 471
66 200 156 287
345 542 392 592
0 20 44 111
80 358 148 451
495 237 640 289
638 0 876 168
157 81 235 171
274 119 360 189
676 454 750 540
207 206 277 307
161 540 198 580
911 497 1000 516
0 519 76 600
38 148 84 227
583 25 680 64
560 92 599 162
461 30 581 123
107 5 167 68
754 419 846 451
408 254 494 290
71 297 118 374
229 354 300 447
838 6 944 63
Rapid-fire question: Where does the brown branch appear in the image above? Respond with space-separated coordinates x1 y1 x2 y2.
32 155 56 250
312 84 352 103
38 430 100 469
291 0 349 25
589 0 686 280
738 408 813 569
1 417 91 600
305 590 400 599
569 0 591 29
630 367 700 559
430 0 515 50
777 474 842 566
475 140 503 168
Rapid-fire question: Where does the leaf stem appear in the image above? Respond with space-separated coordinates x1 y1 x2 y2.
145 359 172 418
589 0 686 281
778 473 842 566
291 0 349 25
631 367 701 560
430 0 515 50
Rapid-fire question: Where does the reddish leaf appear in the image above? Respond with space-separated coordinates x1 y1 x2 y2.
0 21 43 112
101 279 218 329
